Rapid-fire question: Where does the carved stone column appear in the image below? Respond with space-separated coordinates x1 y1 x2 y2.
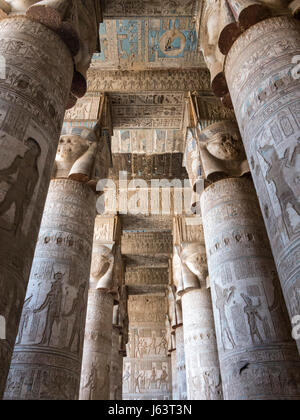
173 216 222 400
169 292 187 400
201 1 300 347
174 321 187 401
4 178 96 400
0 17 73 397
80 289 114 401
201 177 300 400
0 0 103 396
110 324 123 401
79 216 122 401
110 287 128 401
3 126 108 400
225 16 300 348
171 350 178 400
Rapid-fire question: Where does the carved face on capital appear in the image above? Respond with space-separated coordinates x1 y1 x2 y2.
206 133 245 161
91 252 112 281
181 243 208 284
56 135 89 163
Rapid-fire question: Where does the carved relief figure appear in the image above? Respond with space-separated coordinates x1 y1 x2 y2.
0 138 40 234
33 272 64 346
241 293 264 344
63 283 87 354
203 370 222 400
134 370 142 393
259 142 300 236
16 295 33 344
158 366 168 391
123 365 131 393
83 364 98 401
215 284 236 350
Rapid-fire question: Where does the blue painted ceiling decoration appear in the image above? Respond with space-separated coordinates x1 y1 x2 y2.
92 16 203 70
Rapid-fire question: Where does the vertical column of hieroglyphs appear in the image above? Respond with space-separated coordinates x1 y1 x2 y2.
201 0 300 349
0 0 103 397
173 216 223 400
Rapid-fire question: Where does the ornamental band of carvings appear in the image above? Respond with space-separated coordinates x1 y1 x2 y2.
122 232 173 256
87 69 211 92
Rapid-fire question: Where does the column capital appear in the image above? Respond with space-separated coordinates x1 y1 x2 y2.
200 0 296 98
0 0 103 98
197 120 250 181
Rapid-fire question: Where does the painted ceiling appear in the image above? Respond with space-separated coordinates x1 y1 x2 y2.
92 0 204 70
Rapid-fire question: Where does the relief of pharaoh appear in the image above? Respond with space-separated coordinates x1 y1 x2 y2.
198 120 250 181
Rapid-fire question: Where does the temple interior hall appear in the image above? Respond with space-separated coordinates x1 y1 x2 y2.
0 0 300 401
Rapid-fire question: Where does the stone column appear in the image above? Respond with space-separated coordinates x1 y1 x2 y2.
110 286 128 401
225 16 300 347
79 216 122 401
110 321 123 401
3 126 107 400
80 289 114 401
181 289 222 400
171 349 178 400
201 1 300 346
201 177 300 400
174 321 187 401
4 178 96 400
173 216 222 400
0 16 73 397
0 0 103 396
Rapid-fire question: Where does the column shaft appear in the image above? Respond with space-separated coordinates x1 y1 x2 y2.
110 326 123 401
225 17 300 345
4 179 96 400
182 289 223 400
0 18 73 396
201 177 300 400
175 325 187 400
171 349 178 400
79 291 114 400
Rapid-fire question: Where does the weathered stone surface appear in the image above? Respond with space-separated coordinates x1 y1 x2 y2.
182 289 223 400
173 216 222 400
0 17 73 398
4 179 96 400
80 290 114 401
110 326 123 400
171 350 178 400
122 232 173 256
174 325 187 400
225 17 300 350
123 295 172 400
87 69 211 92
80 215 123 400
201 177 300 400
